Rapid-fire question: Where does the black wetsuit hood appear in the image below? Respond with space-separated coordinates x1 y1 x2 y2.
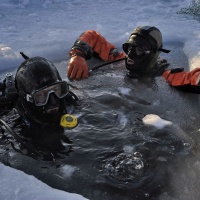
122 26 170 77
15 56 66 126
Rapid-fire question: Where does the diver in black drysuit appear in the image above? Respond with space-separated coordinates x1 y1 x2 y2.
0 54 79 160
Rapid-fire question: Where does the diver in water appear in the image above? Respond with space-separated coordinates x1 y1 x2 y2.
67 26 200 93
0 54 78 160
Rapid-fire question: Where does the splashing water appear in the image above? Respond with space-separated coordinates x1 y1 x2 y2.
103 151 144 183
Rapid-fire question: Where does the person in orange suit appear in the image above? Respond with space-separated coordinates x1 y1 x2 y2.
67 26 200 93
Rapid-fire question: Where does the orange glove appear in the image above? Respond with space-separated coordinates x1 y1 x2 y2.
67 50 89 80
162 68 200 86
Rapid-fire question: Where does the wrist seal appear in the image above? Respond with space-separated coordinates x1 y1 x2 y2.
71 40 93 60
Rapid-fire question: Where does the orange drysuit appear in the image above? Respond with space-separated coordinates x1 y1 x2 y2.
162 68 200 93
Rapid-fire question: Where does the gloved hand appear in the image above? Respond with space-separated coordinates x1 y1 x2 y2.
67 55 89 80
154 58 170 76
157 58 169 68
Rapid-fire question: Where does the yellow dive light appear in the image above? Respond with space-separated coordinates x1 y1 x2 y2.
60 114 78 128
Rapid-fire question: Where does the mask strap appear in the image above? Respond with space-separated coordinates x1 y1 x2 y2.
158 48 171 53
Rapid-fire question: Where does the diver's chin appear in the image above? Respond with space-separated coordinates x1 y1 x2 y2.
45 107 59 114
125 59 140 78
126 71 140 78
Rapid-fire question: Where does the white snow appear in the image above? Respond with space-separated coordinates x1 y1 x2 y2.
0 163 88 200
59 164 78 178
142 114 172 129
118 87 131 95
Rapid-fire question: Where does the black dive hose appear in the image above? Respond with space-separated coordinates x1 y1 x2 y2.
89 57 125 72
0 119 44 158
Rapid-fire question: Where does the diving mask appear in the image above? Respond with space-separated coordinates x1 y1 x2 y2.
25 81 69 106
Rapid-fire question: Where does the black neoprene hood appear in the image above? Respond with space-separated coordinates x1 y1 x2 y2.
123 26 163 54
15 56 62 94
121 26 171 76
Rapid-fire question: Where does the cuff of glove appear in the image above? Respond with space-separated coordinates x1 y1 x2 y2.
69 49 87 59
70 40 93 60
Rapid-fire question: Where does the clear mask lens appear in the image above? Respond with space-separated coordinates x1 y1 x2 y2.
33 81 69 106
127 45 150 58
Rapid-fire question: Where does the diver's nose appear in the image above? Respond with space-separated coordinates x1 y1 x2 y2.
44 93 60 114
48 93 59 106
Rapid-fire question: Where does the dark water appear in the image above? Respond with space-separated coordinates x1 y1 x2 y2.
1 42 200 200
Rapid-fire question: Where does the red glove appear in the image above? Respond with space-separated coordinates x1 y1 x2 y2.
67 53 88 80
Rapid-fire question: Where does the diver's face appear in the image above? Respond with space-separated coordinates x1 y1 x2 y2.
126 45 151 66
32 93 64 125
43 93 61 114
34 82 69 115
20 81 69 124
123 35 154 73
126 38 152 64
125 49 153 75
33 84 62 114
